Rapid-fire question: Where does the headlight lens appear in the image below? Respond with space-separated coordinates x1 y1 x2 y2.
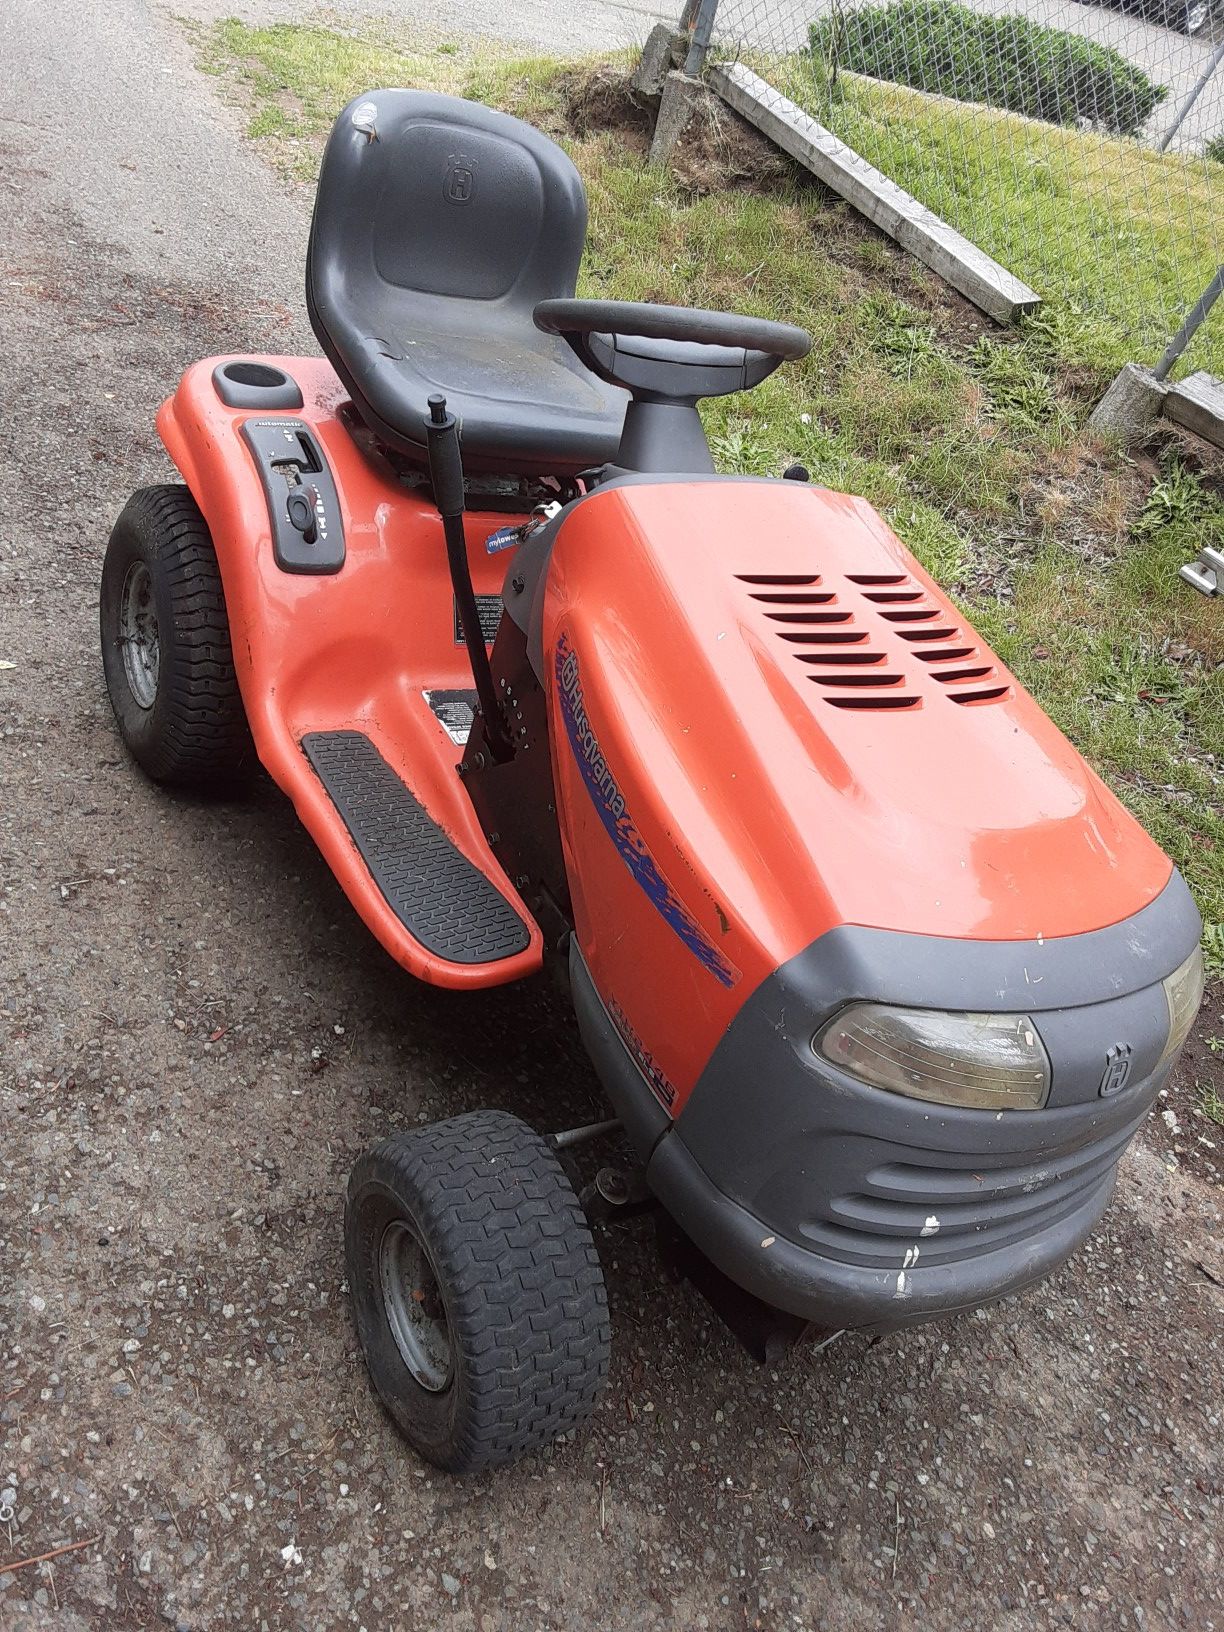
815 1004 1050 1111
1156 945 1205 1073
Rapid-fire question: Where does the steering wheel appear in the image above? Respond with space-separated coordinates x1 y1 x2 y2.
534 299 812 405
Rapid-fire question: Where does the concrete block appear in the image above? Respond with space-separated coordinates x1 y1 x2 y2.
1088 363 1169 442
649 71 708 167
708 63 1041 324
632 24 685 102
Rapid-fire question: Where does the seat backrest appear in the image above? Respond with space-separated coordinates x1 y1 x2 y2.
307 89 589 342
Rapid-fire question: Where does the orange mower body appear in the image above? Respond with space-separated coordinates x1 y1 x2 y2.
99 86 1204 1472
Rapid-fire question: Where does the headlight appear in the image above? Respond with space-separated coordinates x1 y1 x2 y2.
1156 945 1205 1074
815 1004 1050 1111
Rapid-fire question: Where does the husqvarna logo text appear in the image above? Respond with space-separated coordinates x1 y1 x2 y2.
555 633 739 989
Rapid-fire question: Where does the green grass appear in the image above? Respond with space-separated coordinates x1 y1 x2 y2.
765 52 1223 382
1197 1078 1224 1127
198 20 1224 930
197 19 503 176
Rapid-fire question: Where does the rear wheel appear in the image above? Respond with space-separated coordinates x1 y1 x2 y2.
99 484 252 788
345 1110 610 1472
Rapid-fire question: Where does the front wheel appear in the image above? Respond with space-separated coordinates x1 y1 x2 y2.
99 484 253 788
345 1110 610 1472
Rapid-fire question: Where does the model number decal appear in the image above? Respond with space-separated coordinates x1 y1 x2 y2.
609 995 677 1108
555 633 739 988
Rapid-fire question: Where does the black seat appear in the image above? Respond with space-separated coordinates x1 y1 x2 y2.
306 90 626 477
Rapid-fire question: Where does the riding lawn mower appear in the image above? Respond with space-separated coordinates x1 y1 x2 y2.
99 89 1204 1471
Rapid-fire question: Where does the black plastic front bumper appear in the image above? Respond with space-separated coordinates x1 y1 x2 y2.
571 873 1199 1332
644 1088 1138 1330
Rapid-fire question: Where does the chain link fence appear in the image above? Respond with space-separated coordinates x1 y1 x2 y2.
678 0 1223 380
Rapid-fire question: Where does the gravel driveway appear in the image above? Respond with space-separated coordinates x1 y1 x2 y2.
1 3 1222 1628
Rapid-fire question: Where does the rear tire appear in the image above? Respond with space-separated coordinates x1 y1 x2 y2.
99 484 253 788
345 1110 610 1473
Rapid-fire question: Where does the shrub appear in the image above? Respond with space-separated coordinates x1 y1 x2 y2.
1206 135 1224 166
810 0 1166 136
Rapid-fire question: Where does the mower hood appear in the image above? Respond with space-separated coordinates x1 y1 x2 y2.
540 477 1173 971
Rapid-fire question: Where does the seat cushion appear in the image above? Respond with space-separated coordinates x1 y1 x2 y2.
331 323 625 475
306 90 626 475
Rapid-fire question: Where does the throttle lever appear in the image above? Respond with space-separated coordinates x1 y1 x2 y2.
286 485 320 544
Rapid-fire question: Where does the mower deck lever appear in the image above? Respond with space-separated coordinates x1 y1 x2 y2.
425 394 516 763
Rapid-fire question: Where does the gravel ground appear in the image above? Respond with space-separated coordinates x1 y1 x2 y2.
2 3 1223 1628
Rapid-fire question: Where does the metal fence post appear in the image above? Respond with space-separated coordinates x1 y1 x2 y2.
1156 37 1224 154
683 0 721 78
1153 266 1224 382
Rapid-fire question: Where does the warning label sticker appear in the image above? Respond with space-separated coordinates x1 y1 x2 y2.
454 595 503 645
423 689 478 747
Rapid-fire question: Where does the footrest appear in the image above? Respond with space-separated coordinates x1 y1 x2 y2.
301 731 531 964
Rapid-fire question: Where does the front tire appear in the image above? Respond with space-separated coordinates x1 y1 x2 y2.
99 484 252 788
345 1110 610 1473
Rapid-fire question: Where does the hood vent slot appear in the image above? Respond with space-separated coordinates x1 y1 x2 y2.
752 591 837 605
933 664 993 683
948 683 1010 704
810 672 905 688
794 650 885 665
777 631 866 646
916 645 975 662
897 625 958 643
774 617 856 634
826 694 921 711
737 573 820 585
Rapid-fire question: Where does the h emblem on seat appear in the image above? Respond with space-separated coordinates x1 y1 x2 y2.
444 154 476 205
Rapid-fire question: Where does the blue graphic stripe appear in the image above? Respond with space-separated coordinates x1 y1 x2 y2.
555 635 738 988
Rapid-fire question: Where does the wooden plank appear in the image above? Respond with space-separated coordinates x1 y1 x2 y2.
1163 371 1224 451
708 62 1041 325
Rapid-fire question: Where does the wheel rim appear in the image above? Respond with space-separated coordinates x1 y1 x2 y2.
379 1220 453 1392
118 561 160 710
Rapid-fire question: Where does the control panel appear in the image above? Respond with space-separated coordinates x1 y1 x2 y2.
241 419 346 575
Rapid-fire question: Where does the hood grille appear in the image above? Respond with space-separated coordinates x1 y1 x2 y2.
737 570 1010 711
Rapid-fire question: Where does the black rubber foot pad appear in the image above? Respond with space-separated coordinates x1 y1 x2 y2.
301 731 530 964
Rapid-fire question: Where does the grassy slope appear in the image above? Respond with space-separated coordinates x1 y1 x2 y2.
765 54 1224 383
199 21 1224 943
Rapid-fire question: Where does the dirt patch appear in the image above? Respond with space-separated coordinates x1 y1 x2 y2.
557 63 798 195
555 63 653 153
1151 418 1224 499
1154 978 1224 1188
1025 439 1149 559
669 88 799 196
950 438 1145 602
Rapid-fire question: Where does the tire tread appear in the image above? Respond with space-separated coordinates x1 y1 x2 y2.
100 484 253 787
346 1110 610 1473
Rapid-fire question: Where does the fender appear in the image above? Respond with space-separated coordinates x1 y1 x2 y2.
155 355 542 988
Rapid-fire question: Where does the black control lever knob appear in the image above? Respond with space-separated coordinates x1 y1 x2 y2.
286 486 319 544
